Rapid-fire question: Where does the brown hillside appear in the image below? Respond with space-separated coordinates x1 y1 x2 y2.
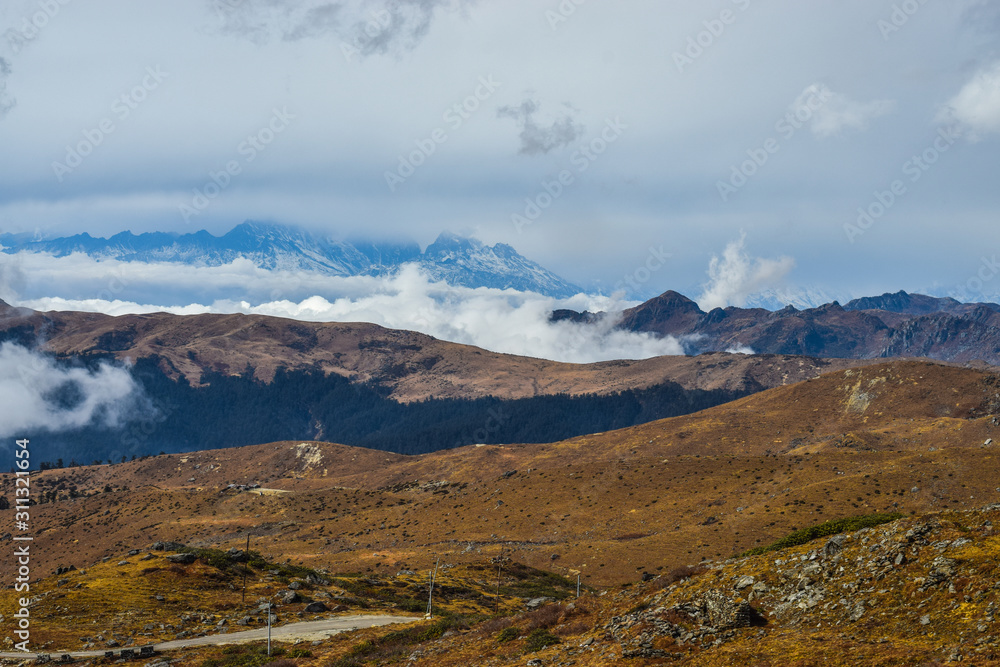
0 302 873 401
3 359 1000 595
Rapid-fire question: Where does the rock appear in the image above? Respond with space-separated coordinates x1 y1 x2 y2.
850 602 866 622
151 541 188 552
166 553 197 565
117 560 130 566
280 591 301 604
226 549 247 562
920 615 931 625
526 597 554 609
700 590 757 630
306 573 331 586
154 595 165 602
288 581 302 590
734 575 755 591
331 605 348 613
140 553 156 561
824 535 846 557
304 602 328 613
924 556 958 589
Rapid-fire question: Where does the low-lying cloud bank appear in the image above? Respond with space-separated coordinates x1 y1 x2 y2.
4 254 685 363
0 342 151 439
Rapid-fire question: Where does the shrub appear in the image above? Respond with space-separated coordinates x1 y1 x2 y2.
554 620 590 637
262 660 296 667
525 603 564 630
650 565 707 591
496 627 521 643
478 617 513 635
524 628 561 652
739 512 904 557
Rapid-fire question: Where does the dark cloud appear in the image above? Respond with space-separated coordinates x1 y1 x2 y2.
963 0 1000 38
497 97 584 156
0 58 14 118
209 0 473 57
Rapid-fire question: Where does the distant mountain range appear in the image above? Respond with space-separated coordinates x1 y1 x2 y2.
0 221 582 298
555 289 1000 364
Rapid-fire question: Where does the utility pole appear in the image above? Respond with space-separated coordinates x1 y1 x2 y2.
242 534 250 604
267 605 272 656
426 558 440 619
494 550 504 614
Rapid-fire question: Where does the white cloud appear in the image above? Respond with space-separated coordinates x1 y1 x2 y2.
10 255 685 363
0 343 149 438
938 61 1000 140
697 234 795 311
793 83 894 138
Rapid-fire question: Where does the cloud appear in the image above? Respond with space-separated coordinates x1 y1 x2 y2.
0 57 15 118
793 83 894 138
0 252 27 302
497 97 585 155
697 234 795 311
937 61 1000 140
9 253 685 363
0 342 150 438
209 0 474 57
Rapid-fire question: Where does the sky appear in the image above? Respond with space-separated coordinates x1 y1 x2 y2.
0 0 997 302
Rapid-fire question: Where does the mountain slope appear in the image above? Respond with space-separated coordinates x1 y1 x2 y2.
0 299 867 401
614 289 1000 364
4 358 999 591
0 222 581 297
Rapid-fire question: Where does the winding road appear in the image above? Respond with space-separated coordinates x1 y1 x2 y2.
0 614 423 660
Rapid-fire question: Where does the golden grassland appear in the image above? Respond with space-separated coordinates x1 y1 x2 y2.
1 360 1000 664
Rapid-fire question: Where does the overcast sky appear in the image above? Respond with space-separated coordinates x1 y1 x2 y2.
2 0 999 302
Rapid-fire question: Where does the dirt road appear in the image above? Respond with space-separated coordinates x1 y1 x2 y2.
0 614 422 659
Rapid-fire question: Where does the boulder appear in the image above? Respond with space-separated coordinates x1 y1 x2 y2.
166 553 197 565
304 602 328 613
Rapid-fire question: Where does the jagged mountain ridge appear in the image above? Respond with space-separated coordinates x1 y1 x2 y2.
608 289 1000 364
0 222 581 298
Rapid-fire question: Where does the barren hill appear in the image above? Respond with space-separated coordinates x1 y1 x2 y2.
5 359 1000 595
0 299 866 402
